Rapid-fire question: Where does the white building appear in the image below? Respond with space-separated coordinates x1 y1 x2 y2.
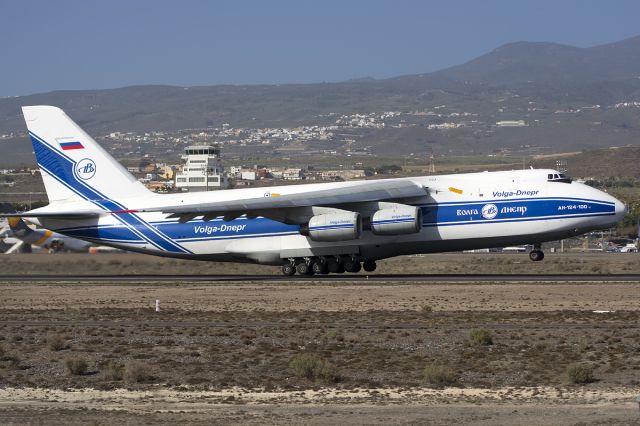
175 145 227 191
282 168 303 180
495 120 527 127
240 171 256 180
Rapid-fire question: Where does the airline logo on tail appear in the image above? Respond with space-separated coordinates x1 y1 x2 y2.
75 158 96 180
59 141 84 150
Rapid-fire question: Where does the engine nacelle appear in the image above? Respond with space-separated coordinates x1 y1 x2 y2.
371 206 422 235
300 212 362 242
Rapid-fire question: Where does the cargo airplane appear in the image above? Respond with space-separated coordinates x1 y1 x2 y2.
1 106 626 275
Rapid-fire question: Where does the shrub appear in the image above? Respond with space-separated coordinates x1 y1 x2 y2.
420 305 433 317
47 333 68 351
64 357 88 376
0 344 19 367
102 362 123 381
468 328 493 346
423 363 457 387
290 353 341 383
123 360 154 383
566 363 595 384
577 337 590 353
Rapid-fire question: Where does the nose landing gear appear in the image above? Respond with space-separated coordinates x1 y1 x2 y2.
529 244 545 262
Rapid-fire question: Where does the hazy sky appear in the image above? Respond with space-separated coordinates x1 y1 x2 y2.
2 0 640 96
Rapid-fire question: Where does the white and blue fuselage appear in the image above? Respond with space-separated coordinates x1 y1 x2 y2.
38 169 624 265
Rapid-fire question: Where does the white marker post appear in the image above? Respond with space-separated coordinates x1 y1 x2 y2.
155 299 160 312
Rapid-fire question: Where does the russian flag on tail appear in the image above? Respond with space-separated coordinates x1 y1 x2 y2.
59 141 84 150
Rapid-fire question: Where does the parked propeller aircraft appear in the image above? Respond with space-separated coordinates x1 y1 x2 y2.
0 106 626 274
0 204 91 253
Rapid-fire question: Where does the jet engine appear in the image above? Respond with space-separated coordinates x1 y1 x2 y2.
371 206 422 235
300 212 362 241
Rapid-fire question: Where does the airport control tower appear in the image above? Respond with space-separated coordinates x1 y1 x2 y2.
174 145 228 191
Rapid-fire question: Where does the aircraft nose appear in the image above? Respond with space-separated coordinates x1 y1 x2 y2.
615 199 627 220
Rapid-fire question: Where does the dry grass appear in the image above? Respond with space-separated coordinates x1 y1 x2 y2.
102 362 123 381
0 344 20 368
123 361 154 383
289 353 341 383
64 357 88 376
423 364 457 387
420 305 433 317
47 333 69 351
468 328 493 346
566 364 595 384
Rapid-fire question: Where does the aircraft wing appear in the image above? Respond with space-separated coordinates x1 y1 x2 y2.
133 180 428 221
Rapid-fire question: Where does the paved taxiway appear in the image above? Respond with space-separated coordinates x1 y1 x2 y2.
2 273 640 282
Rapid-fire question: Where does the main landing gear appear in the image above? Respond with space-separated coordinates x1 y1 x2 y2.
281 256 377 276
529 244 545 262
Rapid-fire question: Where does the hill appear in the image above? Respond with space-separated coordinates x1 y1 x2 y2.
435 35 640 86
1 35 640 165
532 147 640 180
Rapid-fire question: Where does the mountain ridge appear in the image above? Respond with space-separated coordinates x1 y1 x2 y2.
1 35 640 163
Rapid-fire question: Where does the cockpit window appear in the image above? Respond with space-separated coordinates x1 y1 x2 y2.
547 172 572 183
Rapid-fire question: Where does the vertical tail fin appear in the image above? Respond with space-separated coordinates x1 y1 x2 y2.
22 106 152 204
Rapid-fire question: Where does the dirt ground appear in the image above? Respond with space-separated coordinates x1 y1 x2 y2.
1 253 640 424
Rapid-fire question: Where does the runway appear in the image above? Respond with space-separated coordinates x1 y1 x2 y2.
2 273 640 282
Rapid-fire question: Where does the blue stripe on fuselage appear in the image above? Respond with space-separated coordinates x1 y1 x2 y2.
30 132 191 253
421 198 614 227
58 216 301 244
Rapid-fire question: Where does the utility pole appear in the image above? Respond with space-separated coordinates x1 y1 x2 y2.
427 145 435 174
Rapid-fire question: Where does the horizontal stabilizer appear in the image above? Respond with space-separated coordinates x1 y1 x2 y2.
0 210 103 219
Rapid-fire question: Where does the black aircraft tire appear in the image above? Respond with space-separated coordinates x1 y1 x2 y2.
529 250 544 262
296 262 311 275
363 260 377 272
327 261 340 273
343 260 359 273
312 261 328 275
282 263 295 276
